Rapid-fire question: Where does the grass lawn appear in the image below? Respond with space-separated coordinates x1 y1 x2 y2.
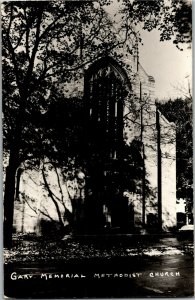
4 233 193 264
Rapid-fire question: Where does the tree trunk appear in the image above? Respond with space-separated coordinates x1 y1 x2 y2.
4 149 19 249
4 92 26 248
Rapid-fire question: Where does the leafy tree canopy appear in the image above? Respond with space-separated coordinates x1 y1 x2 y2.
2 0 120 247
2 0 192 247
157 98 192 200
2 0 118 165
119 0 192 50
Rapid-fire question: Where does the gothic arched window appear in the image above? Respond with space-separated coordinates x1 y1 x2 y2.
85 57 130 160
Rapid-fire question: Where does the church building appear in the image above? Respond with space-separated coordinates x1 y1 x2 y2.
13 34 177 235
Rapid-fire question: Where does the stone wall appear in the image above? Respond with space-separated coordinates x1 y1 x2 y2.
160 113 177 230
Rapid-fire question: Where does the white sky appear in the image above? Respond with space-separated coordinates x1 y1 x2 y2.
139 30 192 100
104 0 192 100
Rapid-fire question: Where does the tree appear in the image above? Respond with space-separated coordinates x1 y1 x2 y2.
157 98 192 203
2 0 126 248
4 0 191 246
119 0 192 50
38 96 87 234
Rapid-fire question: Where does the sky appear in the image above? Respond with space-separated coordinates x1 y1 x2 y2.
104 0 192 100
139 30 192 100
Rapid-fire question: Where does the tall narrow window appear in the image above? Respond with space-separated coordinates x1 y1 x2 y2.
115 101 118 118
86 60 128 161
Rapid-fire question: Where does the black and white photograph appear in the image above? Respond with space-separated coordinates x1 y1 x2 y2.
2 0 193 298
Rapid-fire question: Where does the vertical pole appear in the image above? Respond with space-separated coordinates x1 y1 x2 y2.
137 40 139 72
156 109 162 231
140 82 145 226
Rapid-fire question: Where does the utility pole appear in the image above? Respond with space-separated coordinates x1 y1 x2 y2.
156 108 162 231
136 38 139 72
140 82 145 226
